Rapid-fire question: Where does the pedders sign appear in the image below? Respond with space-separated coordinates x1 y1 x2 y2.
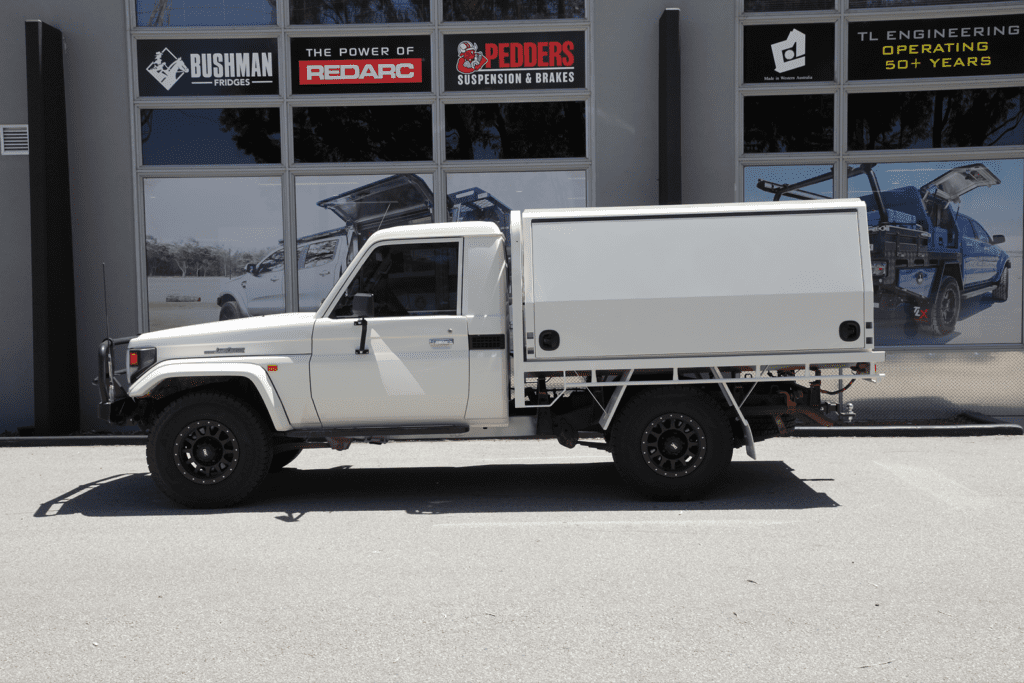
291 35 431 94
444 31 585 91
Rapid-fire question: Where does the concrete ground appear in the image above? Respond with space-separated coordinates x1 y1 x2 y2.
2 435 1022 682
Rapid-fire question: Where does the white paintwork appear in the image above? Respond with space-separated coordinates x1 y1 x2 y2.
523 201 872 359
128 359 294 432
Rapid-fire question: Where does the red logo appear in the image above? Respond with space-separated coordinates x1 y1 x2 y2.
456 41 489 74
299 59 422 84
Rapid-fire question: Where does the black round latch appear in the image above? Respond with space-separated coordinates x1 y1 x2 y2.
839 321 861 342
538 330 560 351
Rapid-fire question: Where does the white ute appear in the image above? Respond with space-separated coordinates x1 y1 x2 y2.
99 200 883 508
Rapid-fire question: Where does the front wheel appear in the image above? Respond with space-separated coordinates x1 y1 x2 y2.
147 392 273 508
219 300 243 320
993 267 1010 303
610 389 733 501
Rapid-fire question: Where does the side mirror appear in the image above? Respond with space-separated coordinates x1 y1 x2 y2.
245 263 256 275
991 234 1006 245
353 293 374 318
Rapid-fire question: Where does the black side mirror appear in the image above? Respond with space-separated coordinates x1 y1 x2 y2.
245 263 256 275
353 293 374 318
991 235 1006 245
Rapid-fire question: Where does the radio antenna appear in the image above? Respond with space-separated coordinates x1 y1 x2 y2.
102 262 111 340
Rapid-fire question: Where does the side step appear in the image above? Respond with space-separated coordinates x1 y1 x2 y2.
285 425 470 440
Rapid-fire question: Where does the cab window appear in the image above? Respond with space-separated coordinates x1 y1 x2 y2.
304 239 338 268
332 242 459 318
256 248 284 275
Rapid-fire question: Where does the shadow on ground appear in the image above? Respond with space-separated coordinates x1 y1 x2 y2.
36 460 838 518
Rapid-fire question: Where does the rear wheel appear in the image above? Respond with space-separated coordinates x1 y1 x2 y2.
610 389 733 501
925 276 960 336
147 392 273 508
993 267 1010 303
219 300 242 320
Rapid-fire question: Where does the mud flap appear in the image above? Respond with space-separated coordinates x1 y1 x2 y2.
711 368 756 459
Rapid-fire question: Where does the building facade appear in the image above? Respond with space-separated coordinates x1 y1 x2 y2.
0 0 1021 433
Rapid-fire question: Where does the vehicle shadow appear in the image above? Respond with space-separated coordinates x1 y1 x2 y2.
35 460 838 518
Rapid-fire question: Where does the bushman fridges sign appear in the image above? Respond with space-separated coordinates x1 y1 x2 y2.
137 38 278 97
290 35 431 94
443 31 585 91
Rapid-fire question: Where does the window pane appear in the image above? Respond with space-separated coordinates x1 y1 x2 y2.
335 243 459 317
744 0 833 11
445 102 585 160
848 88 1023 151
743 165 834 201
289 0 428 24
293 106 432 163
444 0 584 21
144 177 284 331
850 0 1015 7
743 95 833 153
137 0 277 26
141 108 281 165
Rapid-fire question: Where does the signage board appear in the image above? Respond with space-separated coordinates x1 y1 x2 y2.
743 23 835 83
849 14 1024 80
138 38 279 97
290 35 431 94
443 31 585 91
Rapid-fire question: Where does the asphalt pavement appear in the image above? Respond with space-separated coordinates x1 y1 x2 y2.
2 436 1022 682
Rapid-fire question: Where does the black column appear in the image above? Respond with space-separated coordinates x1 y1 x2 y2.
659 9 682 206
26 20 80 435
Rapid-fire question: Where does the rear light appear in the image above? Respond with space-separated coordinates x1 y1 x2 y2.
871 261 887 277
128 347 157 382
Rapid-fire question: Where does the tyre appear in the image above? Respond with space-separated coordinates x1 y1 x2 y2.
219 300 243 320
993 267 1010 303
269 448 302 473
610 388 733 501
146 391 273 508
925 275 961 336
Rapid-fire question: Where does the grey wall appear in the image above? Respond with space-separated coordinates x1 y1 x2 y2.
0 0 137 433
593 0 736 208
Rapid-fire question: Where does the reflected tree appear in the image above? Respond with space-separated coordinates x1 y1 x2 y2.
218 109 282 163
744 95 834 154
146 235 268 278
445 103 586 160
444 0 584 20
290 0 428 23
292 106 432 162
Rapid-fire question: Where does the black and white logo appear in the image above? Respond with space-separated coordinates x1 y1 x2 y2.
771 29 806 74
146 48 188 91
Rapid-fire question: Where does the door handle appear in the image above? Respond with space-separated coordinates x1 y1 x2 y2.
270 277 280 282
319 270 331 276
430 338 454 347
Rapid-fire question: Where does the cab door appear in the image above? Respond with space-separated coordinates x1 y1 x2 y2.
309 239 469 427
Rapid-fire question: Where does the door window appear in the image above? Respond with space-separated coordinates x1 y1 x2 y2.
333 242 459 317
303 239 338 268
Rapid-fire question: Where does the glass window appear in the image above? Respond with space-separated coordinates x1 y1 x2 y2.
744 0 833 11
743 95 834 153
136 0 277 26
443 0 584 22
143 176 285 331
334 242 459 317
303 239 339 268
445 102 586 160
743 165 834 201
141 109 281 165
848 88 1023 151
850 0 1015 7
292 106 432 163
289 0 428 24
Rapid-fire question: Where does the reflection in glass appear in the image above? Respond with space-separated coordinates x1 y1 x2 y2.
848 88 1023 151
293 106 432 163
743 165 833 202
850 0 1011 7
443 0 584 21
289 0 428 24
137 0 277 26
141 109 281 165
744 95 833 153
445 102 585 160
744 0 833 11
144 177 284 331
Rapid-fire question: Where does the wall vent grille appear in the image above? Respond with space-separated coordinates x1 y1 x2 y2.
1 125 29 155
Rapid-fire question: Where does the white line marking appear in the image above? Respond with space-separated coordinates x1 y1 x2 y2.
433 519 794 529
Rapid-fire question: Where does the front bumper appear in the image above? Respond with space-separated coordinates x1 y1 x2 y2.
95 336 134 425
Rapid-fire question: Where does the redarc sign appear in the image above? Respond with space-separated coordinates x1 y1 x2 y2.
291 36 431 94
137 38 278 97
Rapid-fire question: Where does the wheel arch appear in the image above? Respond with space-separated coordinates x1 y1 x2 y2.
128 361 293 432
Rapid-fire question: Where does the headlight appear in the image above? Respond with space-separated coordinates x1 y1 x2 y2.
871 261 887 277
128 347 157 382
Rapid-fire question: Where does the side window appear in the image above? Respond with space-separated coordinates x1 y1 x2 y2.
304 239 338 268
957 215 977 239
256 248 284 275
332 241 459 318
972 220 991 243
